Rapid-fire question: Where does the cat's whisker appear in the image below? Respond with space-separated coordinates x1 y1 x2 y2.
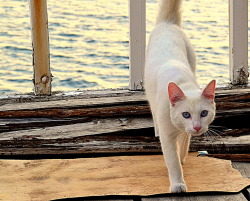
207 129 224 141
202 131 217 153
204 130 216 141
202 131 211 141
209 128 224 135
202 129 225 154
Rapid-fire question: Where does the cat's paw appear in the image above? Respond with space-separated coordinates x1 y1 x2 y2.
170 183 187 193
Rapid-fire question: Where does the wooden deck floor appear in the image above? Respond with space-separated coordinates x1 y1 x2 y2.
0 89 249 200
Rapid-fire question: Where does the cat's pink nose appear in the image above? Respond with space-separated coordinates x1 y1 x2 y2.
194 126 201 131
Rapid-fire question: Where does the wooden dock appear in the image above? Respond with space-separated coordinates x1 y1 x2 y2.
0 89 249 200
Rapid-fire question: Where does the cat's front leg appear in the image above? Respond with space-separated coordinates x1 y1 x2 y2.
152 112 159 136
178 132 191 165
160 130 187 193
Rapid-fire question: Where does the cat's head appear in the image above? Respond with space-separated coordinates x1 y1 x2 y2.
168 80 216 136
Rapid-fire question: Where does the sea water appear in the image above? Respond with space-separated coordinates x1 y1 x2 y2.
0 0 249 93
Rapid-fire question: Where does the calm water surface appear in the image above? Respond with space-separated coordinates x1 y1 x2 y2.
0 0 249 93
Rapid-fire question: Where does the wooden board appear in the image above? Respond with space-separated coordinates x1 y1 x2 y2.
141 193 248 201
0 154 249 201
1 89 250 121
0 117 249 157
0 89 249 158
232 162 250 178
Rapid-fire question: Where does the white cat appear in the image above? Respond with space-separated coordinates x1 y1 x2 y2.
144 0 216 193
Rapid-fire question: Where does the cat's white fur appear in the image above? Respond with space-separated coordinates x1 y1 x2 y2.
144 0 216 193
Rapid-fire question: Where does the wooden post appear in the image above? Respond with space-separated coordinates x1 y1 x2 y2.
129 0 146 90
229 0 248 85
30 0 52 95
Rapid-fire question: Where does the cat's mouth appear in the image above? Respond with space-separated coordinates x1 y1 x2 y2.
187 129 207 137
190 132 203 137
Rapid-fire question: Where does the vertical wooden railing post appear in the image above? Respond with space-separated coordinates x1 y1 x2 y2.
129 0 146 90
30 0 52 95
229 0 248 85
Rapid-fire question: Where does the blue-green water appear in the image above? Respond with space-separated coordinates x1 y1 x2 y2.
0 0 249 93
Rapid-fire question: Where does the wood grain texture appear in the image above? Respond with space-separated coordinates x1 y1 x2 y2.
207 154 250 162
0 89 249 157
232 162 250 178
30 0 52 95
1 90 250 130
0 155 249 201
142 193 248 201
0 117 249 157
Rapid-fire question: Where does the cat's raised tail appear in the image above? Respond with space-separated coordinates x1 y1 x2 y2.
156 0 182 26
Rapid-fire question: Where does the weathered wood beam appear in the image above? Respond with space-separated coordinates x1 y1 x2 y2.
0 135 248 158
1 90 250 116
0 105 249 129
0 118 249 157
0 89 249 158
206 154 250 162
0 117 92 133
1 89 250 108
0 105 150 118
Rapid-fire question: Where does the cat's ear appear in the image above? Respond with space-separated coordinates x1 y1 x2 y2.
202 80 216 101
168 82 186 106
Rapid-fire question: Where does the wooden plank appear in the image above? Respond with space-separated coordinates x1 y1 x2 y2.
1 87 250 105
30 0 52 95
216 88 250 95
0 94 147 111
0 118 154 140
0 117 92 133
1 91 250 130
219 128 250 137
0 118 159 156
206 154 250 162
0 89 249 157
216 92 250 102
232 163 250 200
1 101 250 130
1 116 248 138
232 162 250 178
0 105 150 118
142 193 248 201
214 108 250 128
1 89 250 112
0 114 249 157
129 0 146 90
0 90 141 104
216 102 250 110
190 135 250 154
229 0 248 85
0 122 248 156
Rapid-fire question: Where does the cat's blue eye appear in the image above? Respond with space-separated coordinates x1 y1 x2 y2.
201 110 208 117
182 112 191 119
